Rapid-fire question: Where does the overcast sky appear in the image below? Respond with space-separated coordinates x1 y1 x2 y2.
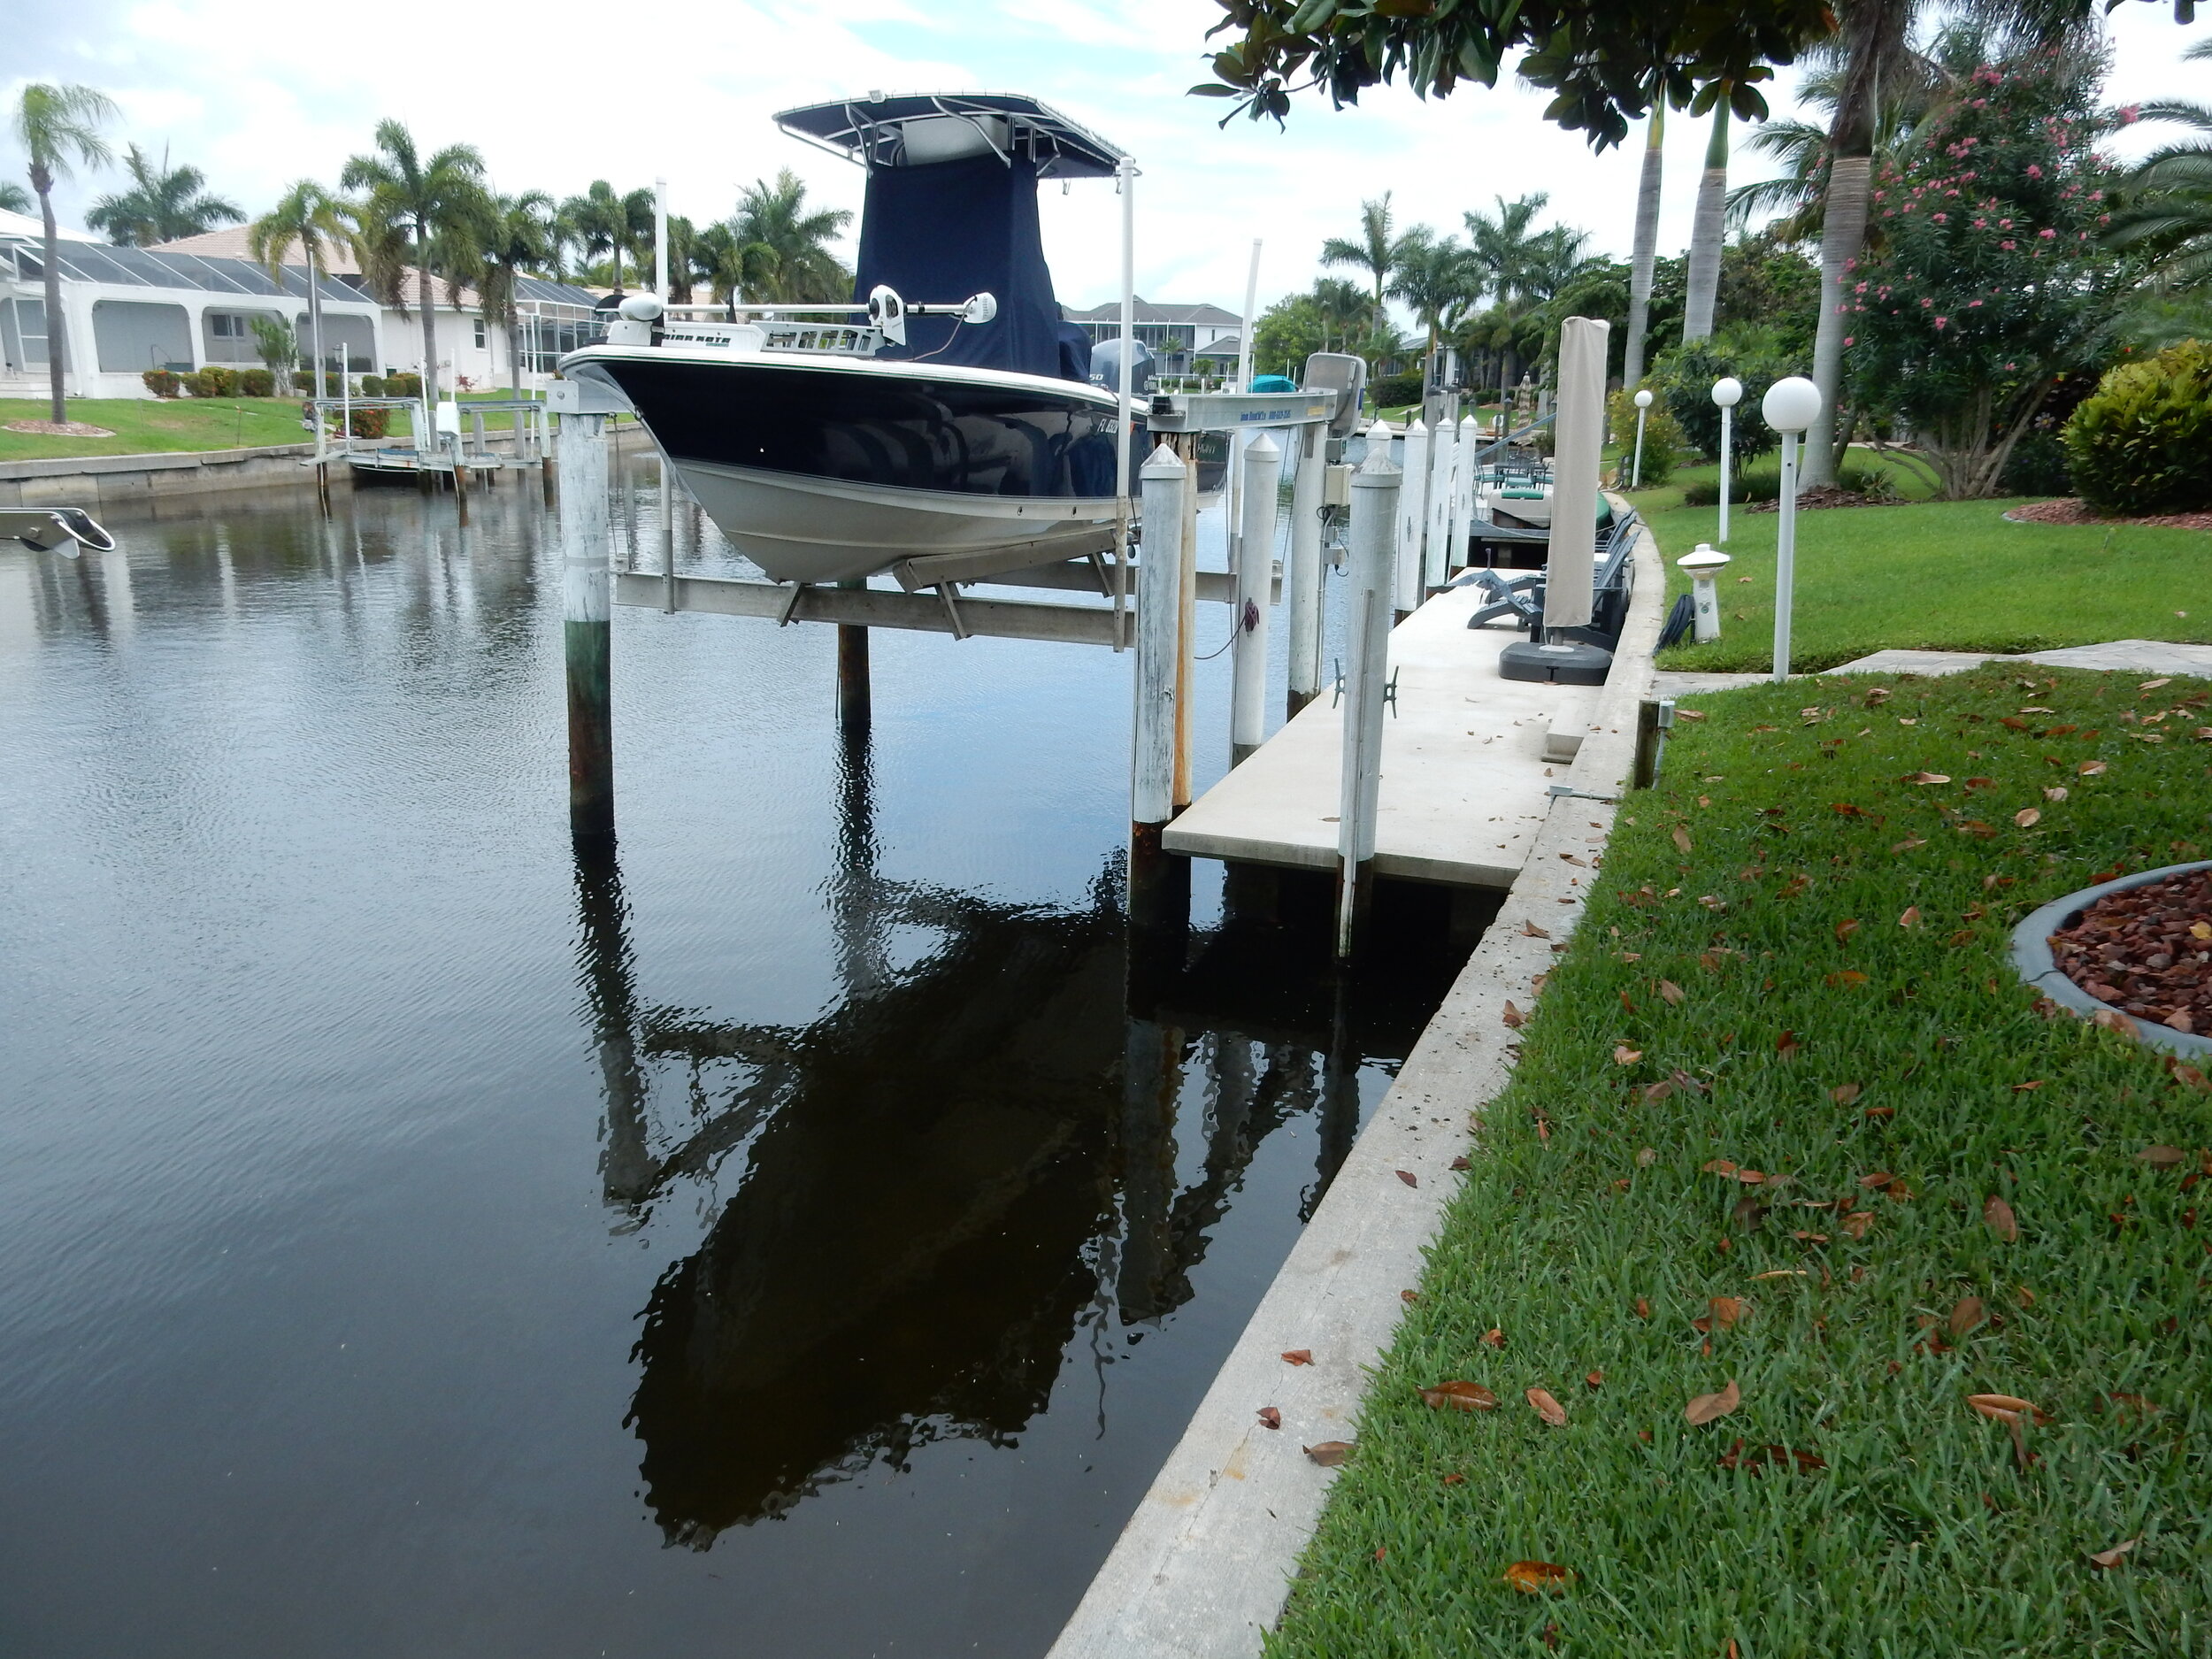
7 0 2208 321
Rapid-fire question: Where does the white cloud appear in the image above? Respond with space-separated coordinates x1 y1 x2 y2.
2 0 2202 330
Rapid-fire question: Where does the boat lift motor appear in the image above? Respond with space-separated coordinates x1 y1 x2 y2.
3 507 116 557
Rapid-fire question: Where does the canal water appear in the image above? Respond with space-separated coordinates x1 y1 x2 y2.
0 463 1469 1657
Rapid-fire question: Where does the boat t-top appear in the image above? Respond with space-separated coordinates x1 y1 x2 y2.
559 93 1151 587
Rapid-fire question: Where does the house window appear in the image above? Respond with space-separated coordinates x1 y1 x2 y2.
210 314 246 338
472 319 487 349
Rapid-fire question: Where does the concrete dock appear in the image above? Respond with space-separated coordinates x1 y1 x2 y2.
1162 577 1609 889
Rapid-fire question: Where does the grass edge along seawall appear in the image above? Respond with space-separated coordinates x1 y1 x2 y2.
1267 666 2212 1657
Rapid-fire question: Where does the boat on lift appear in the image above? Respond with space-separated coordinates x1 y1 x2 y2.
559 93 1162 588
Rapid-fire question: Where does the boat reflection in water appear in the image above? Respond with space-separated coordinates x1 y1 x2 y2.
572 728 1475 1548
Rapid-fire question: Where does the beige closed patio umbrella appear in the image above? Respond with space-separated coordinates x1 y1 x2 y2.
1542 315 1609 634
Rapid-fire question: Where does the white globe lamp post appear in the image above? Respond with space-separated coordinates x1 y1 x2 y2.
1710 376 1743 543
1631 388 1654 488
1760 375 1823 684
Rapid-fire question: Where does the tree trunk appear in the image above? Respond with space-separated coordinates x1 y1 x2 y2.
1805 156 1870 485
1681 104 1730 344
1806 0 1909 487
307 244 326 405
1622 104 1666 389
418 220 439 407
36 173 66 426
510 317 524 401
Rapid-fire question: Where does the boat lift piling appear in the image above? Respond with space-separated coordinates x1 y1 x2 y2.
1392 419 1426 623
1336 449 1401 957
1230 430 1282 765
1130 443 1190 929
554 386 623 840
1285 424 1325 717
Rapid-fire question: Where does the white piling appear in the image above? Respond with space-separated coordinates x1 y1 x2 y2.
558 411 614 836
1393 417 1428 620
1132 442 1190 926
1231 429 1283 763
1286 423 1325 716
1337 449 1401 959
1450 411 1479 572
1424 400 1457 593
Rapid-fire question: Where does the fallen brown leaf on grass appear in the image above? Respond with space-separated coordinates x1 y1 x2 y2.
1637 1147 1657 1167
1950 1296 1985 1339
2079 759 2108 776
1282 1349 1314 1366
1658 979 1686 1006
1717 1439 1827 1475
1481 1327 1507 1350
1257 1406 1281 1429
1673 826 1694 854
1985 1194 2020 1241
1450 1155 1471 1171
1836 918 1862 942
1750 1269 1808 1280
1521 920 1551 939
1908 772 1952 786
2088 1539 2140 1571
1704 1158 1740 1176
1304 1440 1353 1465
1709 1295 1747 1329
1892 835 1929 853
1841 1210 1875 1239
1504 1561 1574 1594
1685 1379 1741 1425
1396 1170 1418 1187
1526 1387 1568 1426
1441 1471 1465 1486
2015 808 2041 828
2139 1145 2188 1170
1613 1044 1643 1066
1401 1288 1420 1303
1778 1031 1802 1058
1418 1380 1499 1412
1899 906 1922 929
1832 1082 1863 1106
1967 1393 2038 1424
1585 1370 1603 1389
1502 1001 1526 1029
1825 969 1870 987
2045 786 2069 802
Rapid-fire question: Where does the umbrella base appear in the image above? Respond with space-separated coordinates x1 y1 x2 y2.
1499 640 1613 686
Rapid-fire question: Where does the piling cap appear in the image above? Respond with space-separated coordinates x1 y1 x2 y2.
1354 448 1402 480
1245 429 1280 457
1678 541 1732 572
1141 441 1186 479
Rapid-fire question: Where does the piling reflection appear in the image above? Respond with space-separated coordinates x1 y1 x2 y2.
571 703 1471 1549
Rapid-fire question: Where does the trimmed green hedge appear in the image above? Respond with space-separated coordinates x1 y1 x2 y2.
2063 342 2212 516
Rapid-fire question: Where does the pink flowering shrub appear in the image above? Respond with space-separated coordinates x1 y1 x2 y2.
1847 46 2134 498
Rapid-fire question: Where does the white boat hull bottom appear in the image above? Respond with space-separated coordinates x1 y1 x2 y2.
672 457 1123 586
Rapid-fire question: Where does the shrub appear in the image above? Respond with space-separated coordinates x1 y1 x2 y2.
2062 341 2212 516
1996 428 2072 497
180 370 211 397
1647 326 1799 463
1680 459 1893 505
361 373 386 396
1368 370 1423 410
293 369 347 396
238 368 274 397
382 371 422 399
188 365 238 397
1607 386 1686 487
142 368 180 398
348 408 390 440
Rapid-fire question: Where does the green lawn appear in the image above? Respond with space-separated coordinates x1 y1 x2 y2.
1619 466 2211 674
0 391 563 464
1270 668 2212 1656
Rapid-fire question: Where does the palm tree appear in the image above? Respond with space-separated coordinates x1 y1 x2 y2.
0 182 28 213
1310 277 1373 352
342 119 494 407
84 143 242 246
1463 194 1555 406
474 192 556 397
1681 101 1733 342
559 182 632 291
249 180 349 399
719 171 853 303
1386 231 1479 373
12 83 116 425
2104 41 2212 291
1320 193 1421 316
1623 100 1668 389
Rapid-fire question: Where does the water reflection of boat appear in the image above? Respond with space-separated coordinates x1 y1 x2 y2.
569 734 1471 1547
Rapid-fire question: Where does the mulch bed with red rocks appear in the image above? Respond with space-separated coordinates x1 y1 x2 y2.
2005 497 2212 531
2048 864 2212 1036
1745 484 1907 513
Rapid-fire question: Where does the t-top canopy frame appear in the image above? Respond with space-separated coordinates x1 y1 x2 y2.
774 93 1127 179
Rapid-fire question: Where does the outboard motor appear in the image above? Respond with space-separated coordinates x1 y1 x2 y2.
1089 337 1154 398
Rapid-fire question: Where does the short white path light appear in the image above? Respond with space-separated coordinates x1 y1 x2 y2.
1678 542 1732 643
1761 374 1822 685
1632 387 1654 488
1710 376 1743 544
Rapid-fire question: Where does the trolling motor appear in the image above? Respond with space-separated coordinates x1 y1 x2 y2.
3 508 116 557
